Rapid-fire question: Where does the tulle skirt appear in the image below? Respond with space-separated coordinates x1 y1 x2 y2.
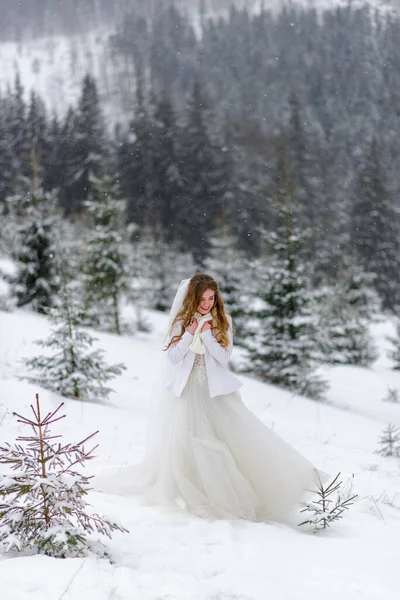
94 364 325 524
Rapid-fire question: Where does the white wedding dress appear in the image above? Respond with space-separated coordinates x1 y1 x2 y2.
94 349 326 524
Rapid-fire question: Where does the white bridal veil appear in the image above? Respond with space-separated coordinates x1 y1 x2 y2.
93 278 191 499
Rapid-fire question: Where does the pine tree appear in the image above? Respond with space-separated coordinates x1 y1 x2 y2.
0 97 15 207
9 73 30 190
312 260 378 366
376 424 400 458
244 161 328 400
131 226 196 313
56 108 79 216
22 283 125 401
119 59 156 230
26 91 49 183
177 80 221 266
12 179 61 314
69 74 106 214
151 90 183 243
206 230 249 345
388 321 400 370
287 93 325 263
351 138 400 311
382 387 400 404
81 176 132 334
299 473 358 531
0 394 127 558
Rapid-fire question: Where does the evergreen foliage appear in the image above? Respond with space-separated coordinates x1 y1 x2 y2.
2 4 400 317
68 74 106 214
351 138 400 311
119 59 156 231
177 80 224 265
0 394 127 558
299 473 358 531
12 183 61 314
388 321 400 370
312 262 378 366
206 231 249 345
382 387 400 404
81 175 132 334
376 424 400 458
151 90 183 243
132 227 196 313
0 97 15 207
244 180 328 400
22 283 126 401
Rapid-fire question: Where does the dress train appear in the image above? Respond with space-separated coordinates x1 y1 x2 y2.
94 359 326 523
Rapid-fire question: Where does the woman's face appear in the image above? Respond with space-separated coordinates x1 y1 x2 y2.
197 288 215 315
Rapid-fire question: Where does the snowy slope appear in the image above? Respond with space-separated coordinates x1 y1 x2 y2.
0 0 397 128
0 26 134 128
0 295 399 600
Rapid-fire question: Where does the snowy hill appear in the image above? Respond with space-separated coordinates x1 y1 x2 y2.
0 295 399 599
0 0 397 129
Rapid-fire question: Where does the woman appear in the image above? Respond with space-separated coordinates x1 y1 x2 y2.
95 273 326 524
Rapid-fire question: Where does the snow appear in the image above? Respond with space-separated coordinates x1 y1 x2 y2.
0 27 133 130
0 295 399 600
0 0 397 129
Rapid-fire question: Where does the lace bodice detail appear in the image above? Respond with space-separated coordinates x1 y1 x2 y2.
193 353 205 367
192 352 207 383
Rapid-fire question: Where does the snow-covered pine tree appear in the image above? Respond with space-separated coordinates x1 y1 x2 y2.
388 320 400 370
9 73 30 190
298 472 358 531
176 79 222 266
151 90 184 244
312 259 378 366
0 394 127 558
206 230 250 346
351 138 400 312
68 74 106 215
12 179 61 314
287 92 325 264
26 91 49 184
81 175 132 334
244 174 328 400
0 96 15 207
130 226 196 313
382 387 400 404
118 58 156 230
376 424 400 458
22 282 125 401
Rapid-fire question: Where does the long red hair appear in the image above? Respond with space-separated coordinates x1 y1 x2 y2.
164 273 230 351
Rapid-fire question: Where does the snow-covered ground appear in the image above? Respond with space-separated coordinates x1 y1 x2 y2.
0 285 399 599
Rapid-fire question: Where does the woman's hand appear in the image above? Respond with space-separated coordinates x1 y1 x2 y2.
201 321 212 332
186 318 198 335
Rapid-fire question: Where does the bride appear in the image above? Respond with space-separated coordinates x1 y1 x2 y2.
94 273 325 523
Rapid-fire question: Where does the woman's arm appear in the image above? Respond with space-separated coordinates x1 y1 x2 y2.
200 317 233 367
166 322 194 365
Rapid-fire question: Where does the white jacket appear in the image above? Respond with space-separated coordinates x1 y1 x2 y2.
166 317 243 399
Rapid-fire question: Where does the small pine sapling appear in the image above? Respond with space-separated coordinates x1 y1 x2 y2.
376 423 400 457
0 394 128 558
387 321 400 370
22 284 126 401
382 387 400 404
298 472 358 531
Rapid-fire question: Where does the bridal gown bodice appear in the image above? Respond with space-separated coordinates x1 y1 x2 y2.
192 352 207 383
